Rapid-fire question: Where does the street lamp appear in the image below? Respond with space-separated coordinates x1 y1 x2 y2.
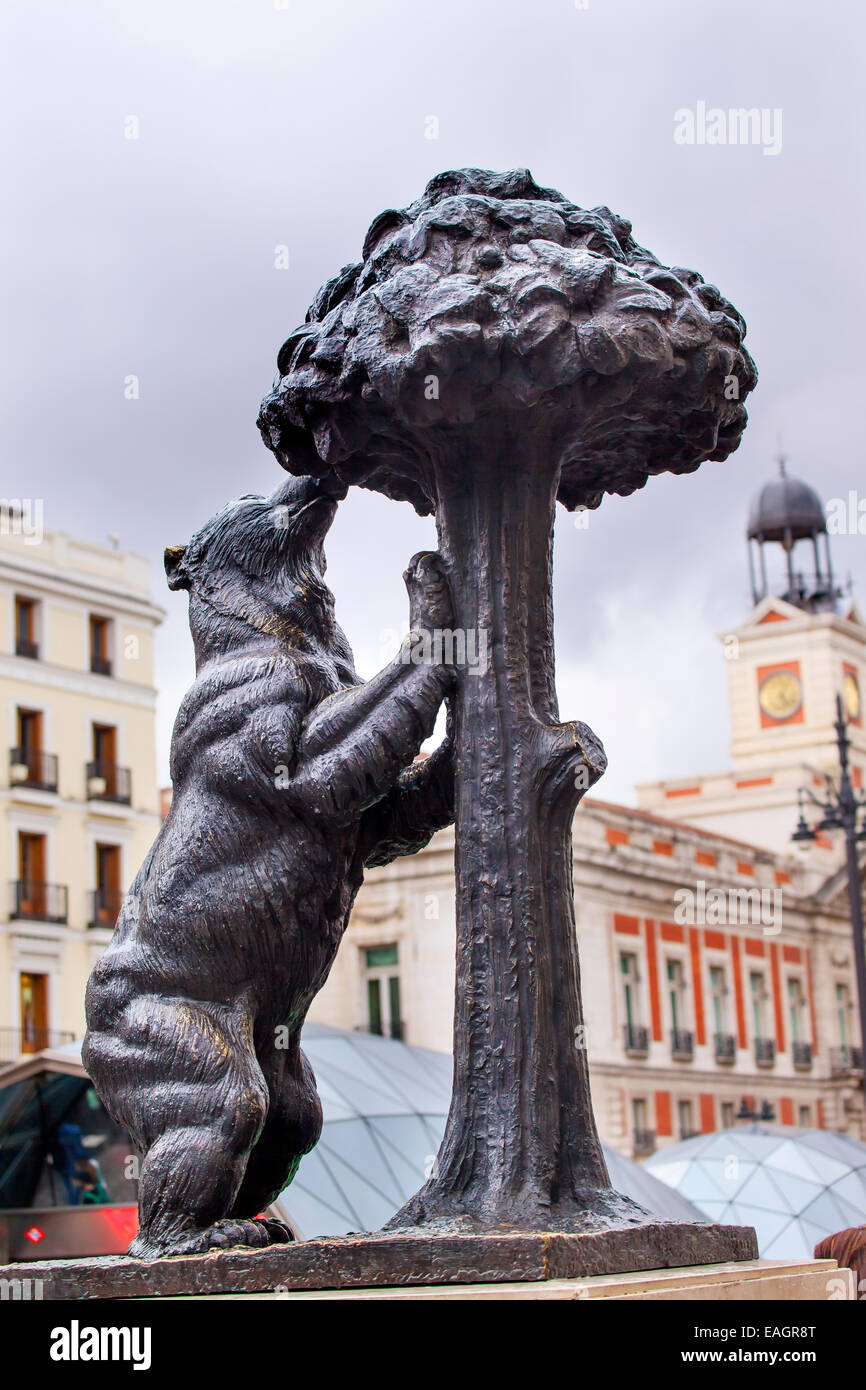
792 693 866 1094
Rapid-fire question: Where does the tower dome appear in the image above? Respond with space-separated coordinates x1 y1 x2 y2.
747 473 827 546
746 459 839 613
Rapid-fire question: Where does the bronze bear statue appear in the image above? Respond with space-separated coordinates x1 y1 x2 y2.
83 473 455 1257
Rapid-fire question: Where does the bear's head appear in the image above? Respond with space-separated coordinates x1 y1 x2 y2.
164 473 356 675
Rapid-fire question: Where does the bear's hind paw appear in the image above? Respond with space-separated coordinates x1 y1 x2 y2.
135 1216 294 1259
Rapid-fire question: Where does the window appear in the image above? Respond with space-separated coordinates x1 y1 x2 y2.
11 708 57 792
721 1101 735 1129
88 724 130 803
14 596 38 659
14 833 67 922
620 952 640 1028
788 977 805 1043
19 972 48 1054
17 831 47 916
90 616 112 676
667 959 686 1032
798 1105 813 1127
750 971 767 1038
621 953 648 1052
92 723 116 769
93 844 123 927
709 965 727 1034
364 945 402 1040
677 1098 695 1140
17 708 41 755
631 1098 654 1155
837 982 851 1049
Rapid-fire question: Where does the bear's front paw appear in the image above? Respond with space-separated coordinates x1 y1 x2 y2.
403 551 454 635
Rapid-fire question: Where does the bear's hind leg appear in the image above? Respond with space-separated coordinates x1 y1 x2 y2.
228 1040 322 1231
131 1120 268 1257
108 996 270 1259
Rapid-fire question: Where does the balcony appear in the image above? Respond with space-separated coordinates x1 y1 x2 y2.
633 1128 656 1158
90 654 113 677
714 1032 737 1064
0 1026 76 1066
10 879 68 924
86 760 131 805
792 1041 813 1070
15 637 38 660
89 887 125 930
623 1023 650 1057
830 1046 864 1076
670 1028 694 1061
9 746 58 793
754 1037 776 1067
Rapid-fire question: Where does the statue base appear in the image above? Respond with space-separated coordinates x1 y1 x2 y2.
179 1257 853 1302
2 1221 757 1299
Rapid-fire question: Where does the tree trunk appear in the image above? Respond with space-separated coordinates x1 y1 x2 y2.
390 438 645 1232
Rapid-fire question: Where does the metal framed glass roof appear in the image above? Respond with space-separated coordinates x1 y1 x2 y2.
277 1024 702 1237
646 1124 866 1258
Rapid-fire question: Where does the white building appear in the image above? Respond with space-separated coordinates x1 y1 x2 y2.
0 509 163 1063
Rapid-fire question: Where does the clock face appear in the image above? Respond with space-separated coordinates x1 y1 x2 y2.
843 671 861 721
759 670 803 722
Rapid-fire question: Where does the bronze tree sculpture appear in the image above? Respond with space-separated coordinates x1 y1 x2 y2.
259 168 757 1234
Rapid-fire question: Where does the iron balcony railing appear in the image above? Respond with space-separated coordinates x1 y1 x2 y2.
754 1037 776 1066
0 1026 76 1065
714 1032 737 1063
633 1128 656 1157
86 760 132 805
830 1045 864 1075
623 1023 650 1055
10 879 68 924
9 746 58 793
792 1041 813 1069
670 1028 694 1060
90 653 112 676
15 637 38 659
89 887 125 930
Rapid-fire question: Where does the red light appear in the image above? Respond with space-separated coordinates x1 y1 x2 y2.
24 1226 44 1244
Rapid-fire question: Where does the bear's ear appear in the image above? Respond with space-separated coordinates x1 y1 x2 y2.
164 544 191 591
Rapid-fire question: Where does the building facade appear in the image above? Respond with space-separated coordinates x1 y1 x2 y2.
0 511 163 1063
309 467 866 1152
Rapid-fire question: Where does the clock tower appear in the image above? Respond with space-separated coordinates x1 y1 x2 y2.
637 463 866 857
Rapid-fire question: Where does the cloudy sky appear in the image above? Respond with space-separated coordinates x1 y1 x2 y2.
3 0 864 799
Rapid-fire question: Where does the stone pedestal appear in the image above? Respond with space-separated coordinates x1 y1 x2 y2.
178 1259 855 1301
0 1221 759 1300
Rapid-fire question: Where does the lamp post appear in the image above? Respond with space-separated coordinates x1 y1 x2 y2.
792 694 866 1095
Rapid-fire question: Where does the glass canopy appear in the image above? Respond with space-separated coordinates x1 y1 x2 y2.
646 1123 866 1259
276 1023 702 1236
